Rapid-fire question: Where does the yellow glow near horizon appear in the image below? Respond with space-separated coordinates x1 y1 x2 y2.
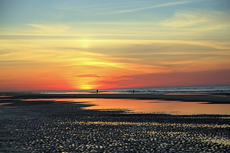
79 84 96 90
72 77 98 90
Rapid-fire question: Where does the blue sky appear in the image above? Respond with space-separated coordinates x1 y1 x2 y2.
1 0 230 40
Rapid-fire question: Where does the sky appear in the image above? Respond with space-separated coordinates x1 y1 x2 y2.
0 0 230 91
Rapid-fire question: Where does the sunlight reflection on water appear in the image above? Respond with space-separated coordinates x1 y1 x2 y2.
22 98 230 115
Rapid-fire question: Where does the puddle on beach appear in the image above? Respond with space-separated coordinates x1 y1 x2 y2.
0 96 12 98
0 103 12 106
20 98 230 115
80 99 230 115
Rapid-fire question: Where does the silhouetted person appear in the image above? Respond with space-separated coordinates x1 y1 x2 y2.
96 90 98 94
132 90 135 93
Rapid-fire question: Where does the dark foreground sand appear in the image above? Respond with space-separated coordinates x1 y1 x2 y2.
0 94 230 152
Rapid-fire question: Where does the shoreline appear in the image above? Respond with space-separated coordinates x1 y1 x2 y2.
1 93 230 104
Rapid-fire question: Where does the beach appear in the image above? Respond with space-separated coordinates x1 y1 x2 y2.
1 93 230 152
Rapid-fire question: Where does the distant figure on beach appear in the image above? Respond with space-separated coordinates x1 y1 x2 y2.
96 90 98 94
132 90 135 93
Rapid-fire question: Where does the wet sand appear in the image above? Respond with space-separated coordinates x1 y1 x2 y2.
2 93 230 104
0 93 230 152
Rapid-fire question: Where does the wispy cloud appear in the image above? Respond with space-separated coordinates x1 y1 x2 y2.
152 1 192 8
57 1 144 10
117 1 191 13
27 24 69 34
160 10 230 29
98 1 193 15
56 1 194 15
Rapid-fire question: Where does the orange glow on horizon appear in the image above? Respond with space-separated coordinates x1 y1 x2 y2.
1 39 230 92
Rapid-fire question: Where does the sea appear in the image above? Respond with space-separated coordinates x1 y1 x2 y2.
34 85 230 95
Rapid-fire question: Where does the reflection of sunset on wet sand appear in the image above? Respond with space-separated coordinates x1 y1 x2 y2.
6 96 230 115
34 98 230 115
84 99 230 115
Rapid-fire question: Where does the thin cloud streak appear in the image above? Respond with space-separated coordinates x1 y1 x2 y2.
27 24 69 34
160 10 230 29
98 1 193 15
57 1 144 10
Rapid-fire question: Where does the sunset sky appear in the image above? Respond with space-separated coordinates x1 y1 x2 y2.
0 0 230 91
